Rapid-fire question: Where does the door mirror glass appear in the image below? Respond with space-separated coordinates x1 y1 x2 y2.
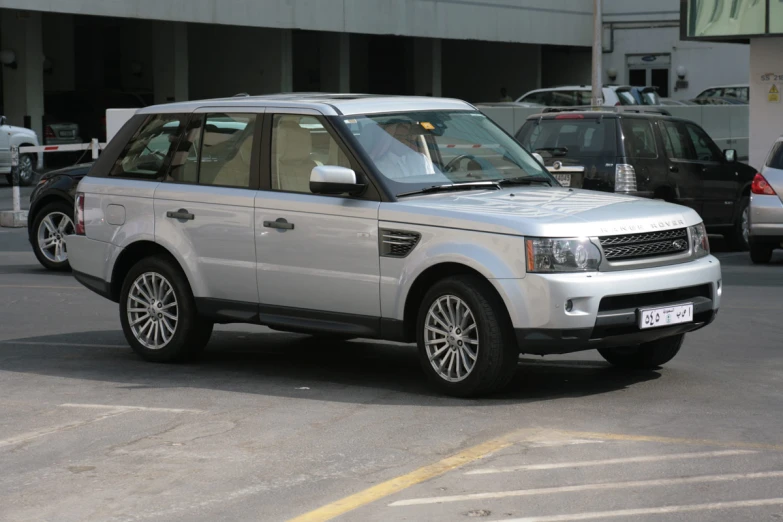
724 149 737 163
310 166 363 195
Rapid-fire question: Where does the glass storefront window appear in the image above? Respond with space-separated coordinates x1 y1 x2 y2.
686 0 768 37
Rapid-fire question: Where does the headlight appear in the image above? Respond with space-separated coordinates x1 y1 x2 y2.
525 237 601 273
690 223 709 258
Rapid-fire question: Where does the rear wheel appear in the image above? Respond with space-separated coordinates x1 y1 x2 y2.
417 275 518 397
17 154 34 186
750 240 774 264
120 256 213 362
598 334 684 369
726 197 750 251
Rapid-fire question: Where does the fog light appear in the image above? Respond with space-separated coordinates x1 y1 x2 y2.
717 279 722 297
565 300 574 312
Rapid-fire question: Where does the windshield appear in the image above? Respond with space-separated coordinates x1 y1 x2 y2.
337 111 553 194
516 118 618 158
617 91 637 106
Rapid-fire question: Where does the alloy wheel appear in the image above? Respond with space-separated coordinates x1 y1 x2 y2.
126 272 179 350
424 295 479 382
37 211 73 263
742 206 750 245
18 154 33 185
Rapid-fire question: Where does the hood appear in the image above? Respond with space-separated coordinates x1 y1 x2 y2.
380 187 702 237
6 124 38 139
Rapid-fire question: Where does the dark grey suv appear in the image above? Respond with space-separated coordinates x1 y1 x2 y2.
516 110 757 249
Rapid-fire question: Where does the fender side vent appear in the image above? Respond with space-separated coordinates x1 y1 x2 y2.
380 230 421 258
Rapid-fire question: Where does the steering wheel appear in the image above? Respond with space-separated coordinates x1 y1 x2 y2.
444 153 481 173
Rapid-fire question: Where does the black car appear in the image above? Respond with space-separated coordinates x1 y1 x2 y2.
516 110 755 249
28 163 92 270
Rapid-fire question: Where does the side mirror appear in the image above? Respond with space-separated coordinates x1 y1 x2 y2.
724 149 737 163
0 116 6 127
532 152 545 165
310 166 364 195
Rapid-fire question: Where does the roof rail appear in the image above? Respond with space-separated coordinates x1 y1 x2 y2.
541 106 671 116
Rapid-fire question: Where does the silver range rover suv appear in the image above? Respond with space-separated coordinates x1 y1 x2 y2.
67 94 722 397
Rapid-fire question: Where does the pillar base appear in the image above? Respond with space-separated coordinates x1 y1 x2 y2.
0 210 28 228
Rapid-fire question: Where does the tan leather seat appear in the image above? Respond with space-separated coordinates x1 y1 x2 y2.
211 134 253 187
274 121 317 193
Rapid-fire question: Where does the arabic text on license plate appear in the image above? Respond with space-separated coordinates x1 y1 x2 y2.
553 174 571 187
639 304 693 330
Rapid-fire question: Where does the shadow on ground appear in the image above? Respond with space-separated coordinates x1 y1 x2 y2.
0 329 660 405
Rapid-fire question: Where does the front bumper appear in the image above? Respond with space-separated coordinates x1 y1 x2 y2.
750 193 783 240
493 255 722 355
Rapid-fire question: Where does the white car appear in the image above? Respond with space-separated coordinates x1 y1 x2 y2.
516 86 638 107
695 84 749 102
0 116 43 186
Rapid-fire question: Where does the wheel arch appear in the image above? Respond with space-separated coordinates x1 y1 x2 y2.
109 241 191 302
28 193 74 238
401 262 513 343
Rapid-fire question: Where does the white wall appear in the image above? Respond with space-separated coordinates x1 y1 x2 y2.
602 25 750 99
2 0 593 47
603 0 680 22
749 37 783 170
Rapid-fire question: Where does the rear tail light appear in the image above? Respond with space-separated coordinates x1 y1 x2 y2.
75 192 85 235
751 173 777 195
615 102 621 106
614 164 637 192
44 126 56 139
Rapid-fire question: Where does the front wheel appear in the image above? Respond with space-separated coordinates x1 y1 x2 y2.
598 334 684 369
726 197 750 251
417 275 518 397
17 154 35 186
120 256 213 362
31 201 74 271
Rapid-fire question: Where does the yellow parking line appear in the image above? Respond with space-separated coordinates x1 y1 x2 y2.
287 434 515 522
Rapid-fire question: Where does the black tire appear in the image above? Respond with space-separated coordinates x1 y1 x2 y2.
416 275 518 397
726 197 750 251
119 256 213 363
750 240 774 264
598 334 684 369
17 153 35 186
31 200 74 271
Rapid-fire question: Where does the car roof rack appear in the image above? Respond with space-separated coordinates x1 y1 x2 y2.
541 106 671 116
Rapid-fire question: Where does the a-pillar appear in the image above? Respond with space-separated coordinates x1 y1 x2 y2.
152 21 189 104
1 10 44 140
413 38 441 97
320 32 350 93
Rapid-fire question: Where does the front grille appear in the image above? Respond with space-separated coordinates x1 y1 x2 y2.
380 230 421 258
599 228 689 261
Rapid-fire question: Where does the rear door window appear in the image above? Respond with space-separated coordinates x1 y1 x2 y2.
660 121 695 161
685 123 721 162
109 114 187 180
516 118 617 158
766 142 783 169
620 118 658 159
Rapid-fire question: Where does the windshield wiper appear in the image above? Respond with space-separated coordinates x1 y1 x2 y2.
496 176 555 187
397 181 500 198
535 147 568 156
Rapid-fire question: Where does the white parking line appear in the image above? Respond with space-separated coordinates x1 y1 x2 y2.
496 498 783 522
465 449 755 475
389 470 783 506
0 409 129 448
61 403 204 414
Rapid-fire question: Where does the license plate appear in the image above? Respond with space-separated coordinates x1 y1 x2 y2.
59 130 75 137
639 304 693 329
553 174 571 186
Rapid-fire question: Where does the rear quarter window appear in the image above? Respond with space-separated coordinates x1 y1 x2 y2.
767 142 783 169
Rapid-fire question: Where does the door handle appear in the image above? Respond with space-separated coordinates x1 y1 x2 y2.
263 218 294 230
166 209 195 221
669 165 679 173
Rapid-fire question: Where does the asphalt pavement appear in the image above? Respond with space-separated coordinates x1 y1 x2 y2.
1 226 782 522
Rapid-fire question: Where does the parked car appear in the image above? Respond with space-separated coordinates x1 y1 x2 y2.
690 96 747 106
0 115 44 186
516 109 756 249
696 85 749 102
66 94 721 397
28 163 93 270
516 85 638 107
628 86 662 106
660 98 694 106
749 136 783 264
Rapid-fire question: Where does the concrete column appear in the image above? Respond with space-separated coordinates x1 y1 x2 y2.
749 37 783 170
1 10 45 140
152 21 189 104
413 38 441 97
320 33 350 93
42 13 75 92
280 29 293 92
